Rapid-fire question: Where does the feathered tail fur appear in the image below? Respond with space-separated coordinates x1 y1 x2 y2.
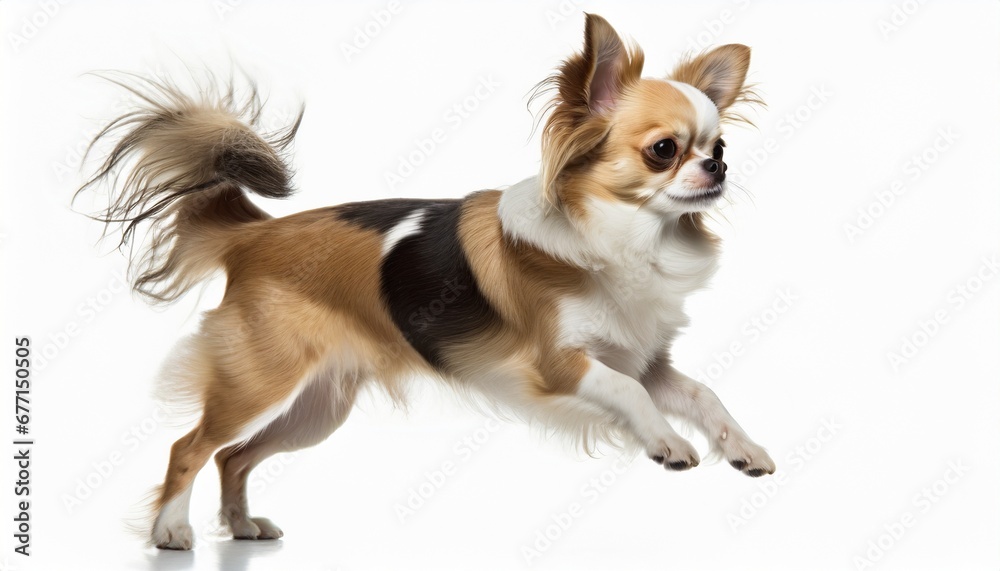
75 73 303 303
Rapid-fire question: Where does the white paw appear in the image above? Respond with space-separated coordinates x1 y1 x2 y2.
647 435 700 471
252 517 283 539
722 436 776 477
152 522 194 550
232 516 283 540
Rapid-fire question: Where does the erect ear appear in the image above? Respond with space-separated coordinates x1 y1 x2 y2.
561 13 643 115
537 14 643 208
669 44 751 111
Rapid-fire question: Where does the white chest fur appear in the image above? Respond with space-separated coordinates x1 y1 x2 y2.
498 177 718 378
558 239 716 377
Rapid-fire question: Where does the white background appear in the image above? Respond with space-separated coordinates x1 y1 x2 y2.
1 1 999 570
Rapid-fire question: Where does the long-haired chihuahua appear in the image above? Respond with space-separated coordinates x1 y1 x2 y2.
78 14 775 549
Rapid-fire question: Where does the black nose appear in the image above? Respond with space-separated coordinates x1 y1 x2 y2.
702 158 726 182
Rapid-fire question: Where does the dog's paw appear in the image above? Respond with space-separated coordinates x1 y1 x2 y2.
153 523 194 550
251 517 284 539
232 517 283 540
724 438 776 477
648 436 700 471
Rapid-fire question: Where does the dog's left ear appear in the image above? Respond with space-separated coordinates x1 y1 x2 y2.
669 44 751 111
539 14 643 207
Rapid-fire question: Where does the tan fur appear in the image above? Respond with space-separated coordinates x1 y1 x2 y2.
150 214 430 539
456 191 591 395
568 80 701 209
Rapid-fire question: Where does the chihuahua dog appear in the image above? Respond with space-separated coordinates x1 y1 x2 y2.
79 14 775 549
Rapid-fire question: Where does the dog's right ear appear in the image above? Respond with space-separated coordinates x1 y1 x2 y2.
562 13 643 115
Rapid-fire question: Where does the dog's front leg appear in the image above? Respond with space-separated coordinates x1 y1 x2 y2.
573 358 700 470
641 356 776 477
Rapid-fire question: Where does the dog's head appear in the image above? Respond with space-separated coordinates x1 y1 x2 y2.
537 14 754 219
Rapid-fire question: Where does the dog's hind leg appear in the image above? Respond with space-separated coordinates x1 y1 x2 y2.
150 368 313 550
150 306 321 550
213 374 361 540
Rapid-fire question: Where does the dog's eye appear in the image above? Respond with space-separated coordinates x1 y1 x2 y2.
652 139 676 160
713 139 725 161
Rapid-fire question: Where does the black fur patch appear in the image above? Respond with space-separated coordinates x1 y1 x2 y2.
379 198 500 370
335 198 442 233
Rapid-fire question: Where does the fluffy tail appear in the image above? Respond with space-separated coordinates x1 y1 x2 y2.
76 73 303 303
